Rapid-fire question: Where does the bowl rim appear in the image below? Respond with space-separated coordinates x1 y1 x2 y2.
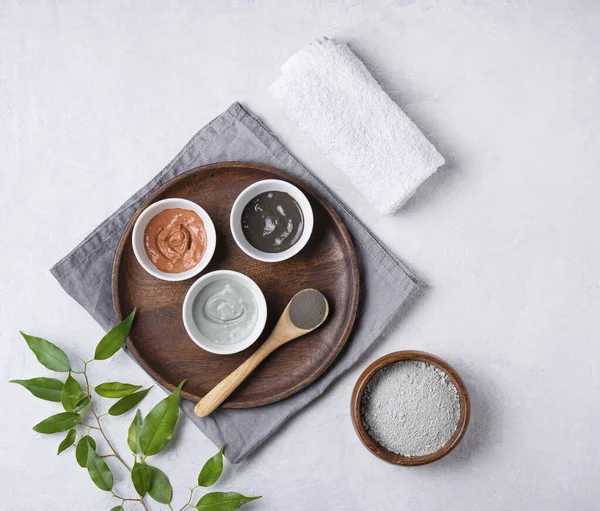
181 269 268 355
132 197 216 282
229 178 314 262
351 350 470 466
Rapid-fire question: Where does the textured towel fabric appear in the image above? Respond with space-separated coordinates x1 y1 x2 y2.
269 37 445 215
51 103 419 463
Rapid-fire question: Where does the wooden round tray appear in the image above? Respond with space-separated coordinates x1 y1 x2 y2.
112 162 359 408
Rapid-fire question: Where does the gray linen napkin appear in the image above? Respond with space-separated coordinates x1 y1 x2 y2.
51 102 418 463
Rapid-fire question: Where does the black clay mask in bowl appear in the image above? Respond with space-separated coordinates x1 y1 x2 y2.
241 191 304 253
230 178 314 263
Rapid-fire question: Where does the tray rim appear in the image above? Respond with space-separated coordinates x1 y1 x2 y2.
111 161 360 407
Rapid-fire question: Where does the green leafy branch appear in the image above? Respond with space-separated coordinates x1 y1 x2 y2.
11 310 261 510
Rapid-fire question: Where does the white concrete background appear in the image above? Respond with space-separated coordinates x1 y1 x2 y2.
2 0 599 509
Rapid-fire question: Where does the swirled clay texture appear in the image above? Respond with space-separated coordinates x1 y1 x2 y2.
144 208 206 273
192 279 258 344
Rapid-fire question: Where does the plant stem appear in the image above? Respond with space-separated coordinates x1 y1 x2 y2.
79 363 130 471
110 491 138 502
178 486 200 511
82 363 150 511
110 492 150 510
93 404 132 472
80 422 100 430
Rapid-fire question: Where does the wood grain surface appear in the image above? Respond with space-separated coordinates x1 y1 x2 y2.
112 162 359 408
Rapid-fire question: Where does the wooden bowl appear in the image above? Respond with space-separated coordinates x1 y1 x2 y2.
351 350 470 466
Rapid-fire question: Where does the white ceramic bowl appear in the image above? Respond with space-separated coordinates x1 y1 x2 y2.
132 198 216 282
230 179 314 262
182 270 267 355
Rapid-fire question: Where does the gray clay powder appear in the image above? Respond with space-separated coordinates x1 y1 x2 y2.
361 361 461 457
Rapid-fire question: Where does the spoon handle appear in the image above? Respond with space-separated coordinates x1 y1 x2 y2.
194 339 279 417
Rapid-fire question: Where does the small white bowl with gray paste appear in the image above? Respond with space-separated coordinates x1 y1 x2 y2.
182 270 267 355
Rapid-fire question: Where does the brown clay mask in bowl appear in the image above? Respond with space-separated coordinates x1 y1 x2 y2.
144 208 207 273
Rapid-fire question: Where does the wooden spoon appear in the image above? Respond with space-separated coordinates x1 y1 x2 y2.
194 289 329 417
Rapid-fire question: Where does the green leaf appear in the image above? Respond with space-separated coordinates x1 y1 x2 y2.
87 448 114 491
94 309 136 361
95 382 142 398
10 377 64 402
61 374 83 412
110 507 124 511
33 412 80 434
76 435 97 467
146 464 173 504
127 410 143 454
108 387 151 416
73 395 91 413
139 381 185 456
198 445 225 487
20 332 71 372
196 492 261 511
132 462 150 496
57 429 76 455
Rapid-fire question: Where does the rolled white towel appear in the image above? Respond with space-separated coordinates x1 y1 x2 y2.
269 37 445 215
